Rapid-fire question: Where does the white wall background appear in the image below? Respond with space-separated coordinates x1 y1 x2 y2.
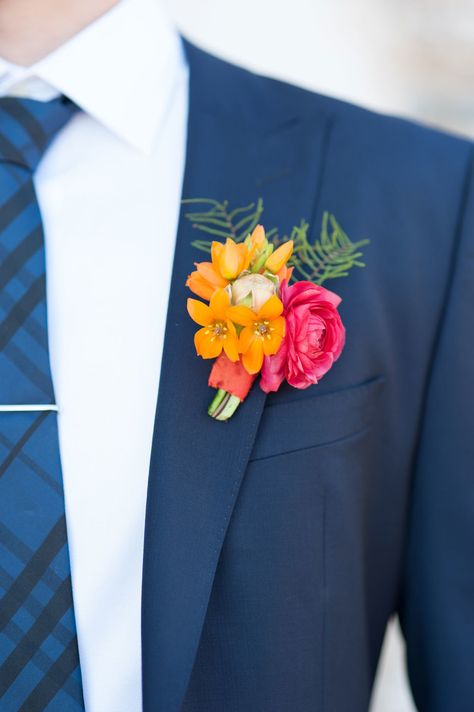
163 1 473 709
165 0 474 137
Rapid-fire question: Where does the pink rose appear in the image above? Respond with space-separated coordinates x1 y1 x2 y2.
260 280 345 392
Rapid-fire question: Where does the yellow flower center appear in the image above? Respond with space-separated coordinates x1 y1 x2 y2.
205 320 228 342
253 319 274 341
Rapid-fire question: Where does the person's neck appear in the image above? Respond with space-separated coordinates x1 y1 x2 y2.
0 0 119 66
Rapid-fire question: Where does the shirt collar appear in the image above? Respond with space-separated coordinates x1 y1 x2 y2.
0 0 186 155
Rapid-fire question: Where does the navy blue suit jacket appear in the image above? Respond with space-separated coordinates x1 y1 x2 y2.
141 40 474 712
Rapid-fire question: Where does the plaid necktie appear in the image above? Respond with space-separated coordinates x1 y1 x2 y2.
0 97 85 711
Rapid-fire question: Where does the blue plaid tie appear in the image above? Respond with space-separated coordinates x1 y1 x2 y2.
0 97 85 711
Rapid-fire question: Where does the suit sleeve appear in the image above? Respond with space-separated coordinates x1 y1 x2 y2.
399 150 474 711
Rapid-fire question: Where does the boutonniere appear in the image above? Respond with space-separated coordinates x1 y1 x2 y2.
183 198 369 421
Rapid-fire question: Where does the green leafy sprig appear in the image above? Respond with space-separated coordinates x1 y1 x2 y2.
182 198 268 248
182 198 369 286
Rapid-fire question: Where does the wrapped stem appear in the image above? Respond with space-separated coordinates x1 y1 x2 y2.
208 390 241 421
207 353 257 421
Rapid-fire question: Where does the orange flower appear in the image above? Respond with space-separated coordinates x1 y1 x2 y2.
265 240 293 274
187 289 239 361
213 238 250 280
186 237 252 300
186 258 228 301
227 295 286 374
186 227 292 301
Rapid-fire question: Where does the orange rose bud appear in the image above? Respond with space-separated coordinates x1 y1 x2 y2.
265 240 293 274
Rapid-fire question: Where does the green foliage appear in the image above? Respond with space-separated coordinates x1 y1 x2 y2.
280 213 369 285
181 198 267 252
182 198 369 286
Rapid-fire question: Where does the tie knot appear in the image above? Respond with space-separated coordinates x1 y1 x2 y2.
0 95 79 171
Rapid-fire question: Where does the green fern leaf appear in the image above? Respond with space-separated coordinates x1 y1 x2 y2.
182 198 264 248
182 198 369 286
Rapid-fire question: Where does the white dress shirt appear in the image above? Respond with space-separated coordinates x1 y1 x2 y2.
0 1 188 710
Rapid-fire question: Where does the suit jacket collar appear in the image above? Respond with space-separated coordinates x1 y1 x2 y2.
141 38 333 712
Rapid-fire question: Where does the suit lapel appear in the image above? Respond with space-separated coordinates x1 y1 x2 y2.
141 40 333 712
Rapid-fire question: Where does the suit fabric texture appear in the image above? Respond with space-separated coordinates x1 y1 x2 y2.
142 41 474 712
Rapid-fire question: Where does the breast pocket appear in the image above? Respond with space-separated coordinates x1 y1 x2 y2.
249 375 386 462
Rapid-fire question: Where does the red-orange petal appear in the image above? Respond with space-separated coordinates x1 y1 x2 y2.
208 353 256 401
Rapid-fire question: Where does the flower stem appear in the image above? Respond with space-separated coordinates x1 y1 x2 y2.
208 389 241 421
